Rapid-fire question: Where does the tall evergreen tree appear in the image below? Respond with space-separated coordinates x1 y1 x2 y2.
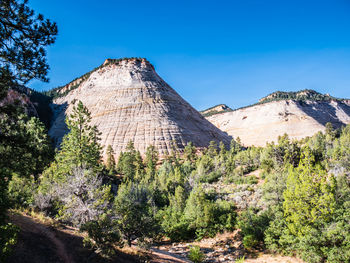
40 101 102 183
144 145 158 181
117 141 143 182
58 101 101 170
105 145 116 174
0 0 57 259
0 0 57 86
37 101 106 223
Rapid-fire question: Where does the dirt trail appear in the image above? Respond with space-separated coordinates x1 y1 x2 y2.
9 212 190 263
150 247 191 263
9 213 74 263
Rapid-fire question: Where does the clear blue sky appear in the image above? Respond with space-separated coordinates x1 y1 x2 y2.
28 0 350 110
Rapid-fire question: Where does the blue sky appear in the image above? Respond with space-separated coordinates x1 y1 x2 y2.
28 0 350 110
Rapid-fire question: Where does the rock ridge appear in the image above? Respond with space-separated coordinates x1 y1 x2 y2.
206 98 350 147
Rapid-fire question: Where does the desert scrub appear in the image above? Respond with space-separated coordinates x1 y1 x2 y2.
188 245 205 263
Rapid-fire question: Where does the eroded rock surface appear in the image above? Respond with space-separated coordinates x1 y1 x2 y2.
206 99 350 146
49 58 231 157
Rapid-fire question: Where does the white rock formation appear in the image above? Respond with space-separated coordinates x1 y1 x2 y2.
49 58 231 157
206 99 350 147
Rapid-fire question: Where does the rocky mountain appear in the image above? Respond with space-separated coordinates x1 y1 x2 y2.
200 104 232 117
206 90 350 146
48 58 231 157
1 87 38 117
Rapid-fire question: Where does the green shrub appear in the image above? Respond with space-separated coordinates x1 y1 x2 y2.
8 174 36 208
0 223 19 262
242 234 258 249
188 245 205 263
237 209 270 249
225 172 258 185
81 214 121 257
184 187 236 240
199 171 222 183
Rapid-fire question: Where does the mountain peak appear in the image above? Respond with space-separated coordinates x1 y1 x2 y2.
201 104 233 117
48 58 231 157
45 58 155 99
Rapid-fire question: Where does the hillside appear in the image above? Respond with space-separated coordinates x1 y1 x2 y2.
206 90 350 146
258 89 344 103
200 104 232 117
48 58 231 157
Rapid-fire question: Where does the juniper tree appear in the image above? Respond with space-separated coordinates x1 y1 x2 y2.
114 182 159 246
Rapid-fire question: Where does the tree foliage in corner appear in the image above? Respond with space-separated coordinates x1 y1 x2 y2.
0 0 57 259
0 0 57 85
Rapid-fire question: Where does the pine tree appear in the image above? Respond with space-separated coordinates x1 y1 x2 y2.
58 101 101 170
0 0 57 86
39 101 103 201
37 101 109 228
283 147 336 237
206 141 218 157
105 145 116 174
144 145 158 181
184 142 197 163
117 141 144 182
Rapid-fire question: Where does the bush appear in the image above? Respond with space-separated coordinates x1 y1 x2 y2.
0 223 19 262
237 208 270 249
199 171 222 183
114 182 160 246
242 234 258 249
188 245 205 263
81 214 121 257
184 187 236 239
8 174 36 208
225 171 258 185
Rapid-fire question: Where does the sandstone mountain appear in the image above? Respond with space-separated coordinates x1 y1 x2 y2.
205 90 350 147
200 104 232 117
48 58 231 157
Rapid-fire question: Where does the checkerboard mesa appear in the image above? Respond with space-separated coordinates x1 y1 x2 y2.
47 58 231 158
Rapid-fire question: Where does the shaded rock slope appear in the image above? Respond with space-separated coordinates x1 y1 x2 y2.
48 58 231 157
206 90 350 146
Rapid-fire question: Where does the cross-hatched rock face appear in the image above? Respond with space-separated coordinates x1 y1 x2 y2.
206 99 350 147
49 58 231 157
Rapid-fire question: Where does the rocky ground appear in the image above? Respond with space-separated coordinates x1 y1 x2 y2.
153 231 304 263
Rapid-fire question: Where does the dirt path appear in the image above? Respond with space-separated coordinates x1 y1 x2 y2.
150 247 191 263
9 212 190 263
9 212 75 263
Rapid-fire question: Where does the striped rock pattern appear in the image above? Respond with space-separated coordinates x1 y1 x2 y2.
206 99 350 147
49 58 231 157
